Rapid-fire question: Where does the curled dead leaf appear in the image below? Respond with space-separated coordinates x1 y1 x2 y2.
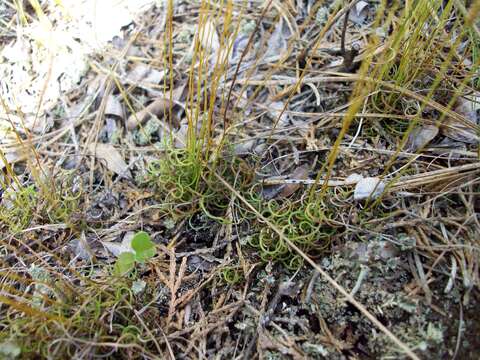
127 98 171 130
197 19 220 54
101 231 135 258
0 149 22 170
278 165 310 198
126 63 151 83
349 1 369 24
442 97 480 144
143 68 164 85
127 85 186 130
264 19 290 59
88 143 131 179
262 165 310 200
230 34 250 64
406 124 438 151
70 232 95 261
354 177 385 201
105 94 124 119
268 101 289 127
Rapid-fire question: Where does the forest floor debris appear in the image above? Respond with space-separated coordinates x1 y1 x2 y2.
0 1 479 358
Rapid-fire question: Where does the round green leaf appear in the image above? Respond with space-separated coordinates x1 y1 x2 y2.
131 231 156 263
114 252 135 276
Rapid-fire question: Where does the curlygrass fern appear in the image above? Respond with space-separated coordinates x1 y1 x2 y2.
247 194 336 269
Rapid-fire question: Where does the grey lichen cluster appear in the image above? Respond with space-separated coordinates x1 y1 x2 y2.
310 243 445 358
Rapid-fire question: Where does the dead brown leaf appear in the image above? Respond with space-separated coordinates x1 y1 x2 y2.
127 98 170 130
442 97 480 144
127 85 186 130
406 124 438 151
278 165 310 198
88 143 131 179
262 164 310 199
105 94 124 119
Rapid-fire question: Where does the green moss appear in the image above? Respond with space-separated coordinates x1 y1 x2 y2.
0 185 38 233
0 171 81 234
0 272 142 358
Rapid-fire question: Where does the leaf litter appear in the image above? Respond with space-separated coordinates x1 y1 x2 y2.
1 1 480 359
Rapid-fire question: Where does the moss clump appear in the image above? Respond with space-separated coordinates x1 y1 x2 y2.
0 174 81 234
0 275 139 359
0 185 38 233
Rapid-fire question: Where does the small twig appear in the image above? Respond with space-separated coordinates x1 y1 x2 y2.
341 9 350 55
305 271 320 302
444 255 458 293
159 327 176 360
413 251 432 304
349 265 369 297
261 281 301 327
452 302 464 360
